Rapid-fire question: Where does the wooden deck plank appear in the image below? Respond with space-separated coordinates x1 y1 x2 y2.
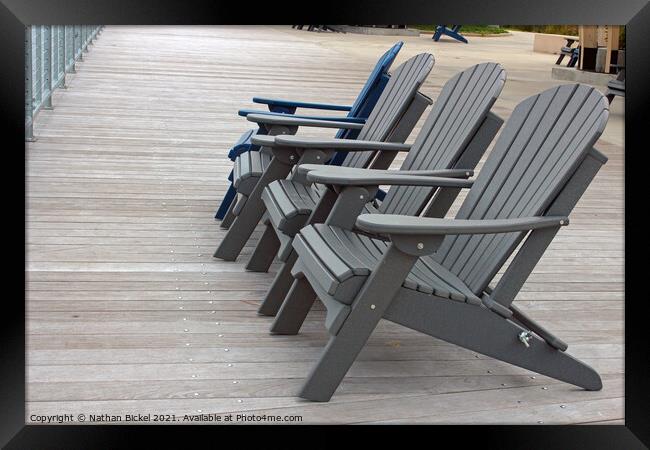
26 25 624 424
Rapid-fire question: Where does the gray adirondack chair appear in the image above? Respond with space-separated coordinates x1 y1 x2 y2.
274 83 609 401
256 62 507 317
213 54 435 261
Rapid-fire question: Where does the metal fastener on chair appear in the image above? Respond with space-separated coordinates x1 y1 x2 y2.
518 331 533 347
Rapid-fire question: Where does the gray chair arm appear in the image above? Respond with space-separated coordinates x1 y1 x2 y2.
296 164 473 179
306 169 475 188
356 215 569 236
247 114 364 130
275 135 411 152
250 135 278 147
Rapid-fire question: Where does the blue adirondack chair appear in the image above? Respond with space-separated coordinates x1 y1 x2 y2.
432 25 468 44
214 41 404 220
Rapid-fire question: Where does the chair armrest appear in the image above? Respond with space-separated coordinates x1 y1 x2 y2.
275 135 411 152
247 114 365 130
250 135 279 147
306 169 475 188
296 164 472 179
356 215 569 236
238 109 365 123
252 97 353 112
388 168 473 178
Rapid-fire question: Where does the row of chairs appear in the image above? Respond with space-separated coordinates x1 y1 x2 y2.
292 25 340 33
211 43 609 401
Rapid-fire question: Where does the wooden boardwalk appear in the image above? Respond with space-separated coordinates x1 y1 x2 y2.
26 26 624 424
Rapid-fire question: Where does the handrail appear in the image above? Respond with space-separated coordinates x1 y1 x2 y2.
25 25 104 141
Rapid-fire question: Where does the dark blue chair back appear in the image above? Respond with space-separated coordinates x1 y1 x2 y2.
329 41 403 165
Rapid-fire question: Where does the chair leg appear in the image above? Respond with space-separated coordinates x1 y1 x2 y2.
219 196 238 229
269 275 316 334
258 189 338 314
258 250 298 316
245 222 280 272
213 157 292 261
299 244 418 401
215 181 237 220
298 330 368 401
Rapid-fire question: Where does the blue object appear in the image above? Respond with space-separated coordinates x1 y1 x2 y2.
252 98 353 112
215 41 403 219
237 109 367 123
432 25 468 44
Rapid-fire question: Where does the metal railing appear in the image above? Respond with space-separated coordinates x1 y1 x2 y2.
25 25 104 141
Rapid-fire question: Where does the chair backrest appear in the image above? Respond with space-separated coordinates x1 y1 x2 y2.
433 84 609 295
379 62 506 216
345 41 403 120
329 42 403 165
340 53 435 169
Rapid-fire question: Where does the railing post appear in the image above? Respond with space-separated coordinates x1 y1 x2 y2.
25 26 35 142
58 25 67 88
74 25 82 61
83 25 90 51
42 25 53 109
51 26 57 82
65 25 76 74
33 26 42 110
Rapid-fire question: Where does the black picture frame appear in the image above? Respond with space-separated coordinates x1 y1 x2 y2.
3 0 648 447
